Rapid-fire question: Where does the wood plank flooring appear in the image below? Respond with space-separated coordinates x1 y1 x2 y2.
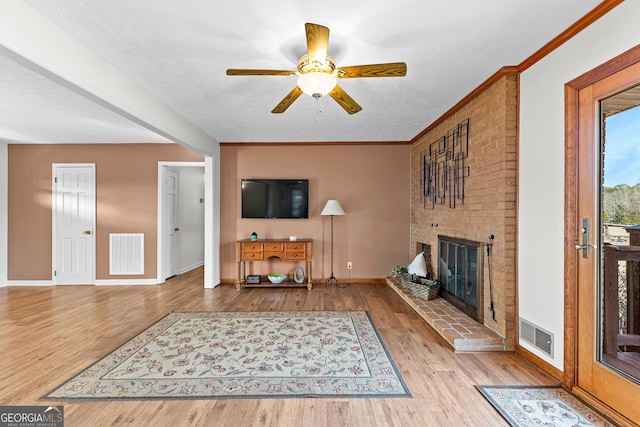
0 267 559 426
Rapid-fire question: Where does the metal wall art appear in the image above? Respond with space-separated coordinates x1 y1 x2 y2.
421 118 470 209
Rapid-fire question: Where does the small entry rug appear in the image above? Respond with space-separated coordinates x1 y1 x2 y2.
43 311 410 400
476 386 614 427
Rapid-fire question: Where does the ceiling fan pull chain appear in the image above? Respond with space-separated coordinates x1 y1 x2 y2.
314 93 321 123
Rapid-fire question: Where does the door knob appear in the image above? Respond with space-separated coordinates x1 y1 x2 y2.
83 230 91 235
174 227 180 231
577 218 596 258
575 244 596 250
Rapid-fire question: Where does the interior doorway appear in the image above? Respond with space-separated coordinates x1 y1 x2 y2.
158 162 205 283
163 167 179 279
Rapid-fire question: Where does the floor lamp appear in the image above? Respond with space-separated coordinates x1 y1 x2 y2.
321 199 345 287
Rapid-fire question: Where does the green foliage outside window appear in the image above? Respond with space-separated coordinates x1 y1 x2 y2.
603 183 640 225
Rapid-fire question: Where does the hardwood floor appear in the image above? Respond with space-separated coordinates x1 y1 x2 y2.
0 268 558 426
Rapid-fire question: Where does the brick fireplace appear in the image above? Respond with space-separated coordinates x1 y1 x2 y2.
409 68 518 348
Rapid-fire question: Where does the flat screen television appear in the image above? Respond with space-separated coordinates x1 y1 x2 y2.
241 179 309 219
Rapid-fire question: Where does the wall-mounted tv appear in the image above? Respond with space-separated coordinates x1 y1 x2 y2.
241 179 309 219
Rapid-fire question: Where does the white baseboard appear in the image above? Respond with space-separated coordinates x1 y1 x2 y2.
7 279 162 286
7 280 54 287
179 261 204 275
95 278 160 286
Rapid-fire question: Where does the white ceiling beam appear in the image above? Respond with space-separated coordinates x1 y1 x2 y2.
0 1 218 156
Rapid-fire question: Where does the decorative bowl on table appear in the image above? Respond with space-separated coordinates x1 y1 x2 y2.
267 273 286 283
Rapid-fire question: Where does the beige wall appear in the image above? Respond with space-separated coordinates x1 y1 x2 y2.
8 143 203 281
220 144 411 282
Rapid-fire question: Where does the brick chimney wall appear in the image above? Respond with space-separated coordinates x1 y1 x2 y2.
411 69 518 345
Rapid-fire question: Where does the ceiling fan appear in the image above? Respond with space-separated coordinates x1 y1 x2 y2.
226 23 407 115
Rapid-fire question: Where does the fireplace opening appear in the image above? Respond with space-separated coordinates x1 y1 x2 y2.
416 242 433 277
437 236 483 322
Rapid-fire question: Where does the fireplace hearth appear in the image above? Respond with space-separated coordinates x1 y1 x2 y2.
388 239 511 350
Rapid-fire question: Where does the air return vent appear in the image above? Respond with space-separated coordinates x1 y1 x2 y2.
519 318 553 357
110 233 144 275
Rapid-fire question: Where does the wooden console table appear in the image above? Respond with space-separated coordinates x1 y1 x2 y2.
236 239 313 290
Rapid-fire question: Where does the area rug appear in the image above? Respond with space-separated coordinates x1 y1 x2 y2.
476 385 614 427
43 311 411 401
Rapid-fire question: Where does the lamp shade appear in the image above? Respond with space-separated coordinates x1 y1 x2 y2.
320 199 345 216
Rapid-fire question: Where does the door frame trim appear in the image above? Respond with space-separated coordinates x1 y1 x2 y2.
564 45 640 425
51 163 96 285
157 161 205 284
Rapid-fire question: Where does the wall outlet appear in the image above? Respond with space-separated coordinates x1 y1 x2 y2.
347 261 353 270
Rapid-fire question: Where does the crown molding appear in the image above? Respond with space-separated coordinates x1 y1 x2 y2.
410 66 518 144
518 0 623 73
220 141 411 146
410 0 623 145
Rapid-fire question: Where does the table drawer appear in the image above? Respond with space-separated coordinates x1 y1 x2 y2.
264 242 284 251
240 242 263 260
241 242 263 252
285 242 306 252
285 242 306 260
285 250 305 260
241 251 263 260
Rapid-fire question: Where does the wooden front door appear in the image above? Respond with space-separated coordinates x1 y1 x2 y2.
566 46 640 424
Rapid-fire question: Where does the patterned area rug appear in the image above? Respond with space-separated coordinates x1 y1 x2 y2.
476 386 614 427
43 311 410 400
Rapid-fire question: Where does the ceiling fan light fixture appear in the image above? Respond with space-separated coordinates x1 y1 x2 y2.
227 23 404 114
297 72 336 97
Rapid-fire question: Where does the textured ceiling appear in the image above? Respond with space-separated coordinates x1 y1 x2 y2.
0 0 604 150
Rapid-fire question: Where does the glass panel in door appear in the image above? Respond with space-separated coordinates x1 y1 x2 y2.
600 92 640 383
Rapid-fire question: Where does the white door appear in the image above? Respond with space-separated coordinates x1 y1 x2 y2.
164 168 179 279
54 165 95 285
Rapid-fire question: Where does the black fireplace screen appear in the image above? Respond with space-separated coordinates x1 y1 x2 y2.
438 236 483 321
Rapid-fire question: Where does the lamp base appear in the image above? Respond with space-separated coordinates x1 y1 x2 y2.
325 274 339 288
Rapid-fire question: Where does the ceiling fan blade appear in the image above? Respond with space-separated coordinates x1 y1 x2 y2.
226 69 295 76
271 86 304 114
305 23 330 64
328 85 362 115
337 62 407 78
